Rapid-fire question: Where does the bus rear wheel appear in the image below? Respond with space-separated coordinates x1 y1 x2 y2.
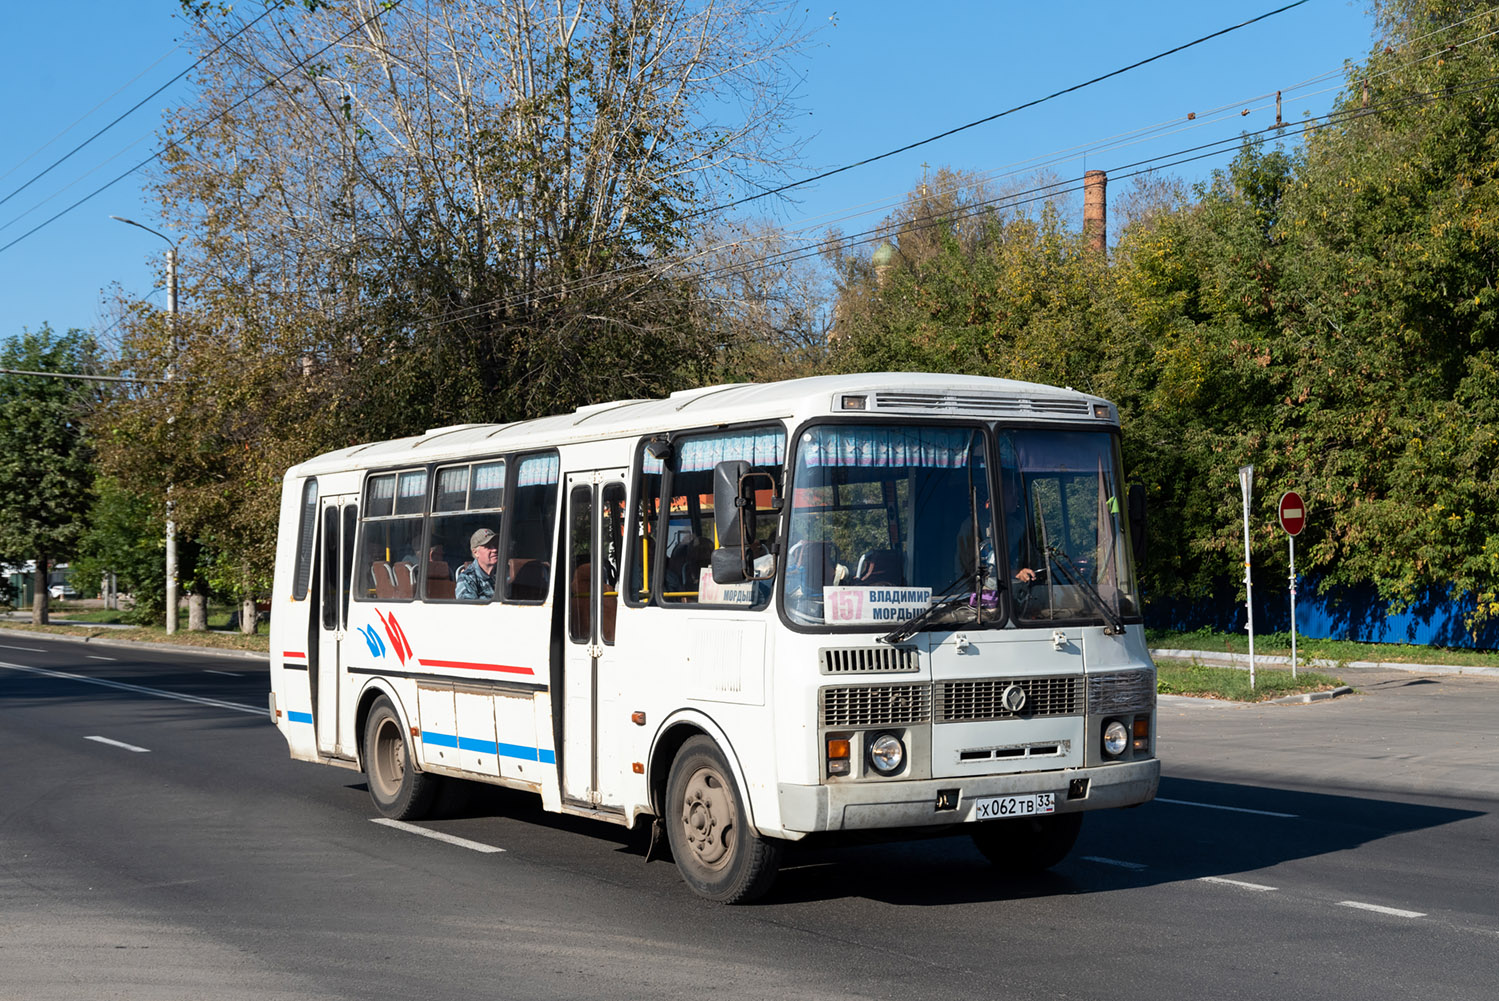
364 696 441 820
970 811 1083 874
664 736 782 903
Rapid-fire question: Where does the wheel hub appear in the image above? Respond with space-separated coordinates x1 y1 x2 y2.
680 768 732 867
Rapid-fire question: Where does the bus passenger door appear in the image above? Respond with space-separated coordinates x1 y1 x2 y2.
560 470 627 809
315 496 358 757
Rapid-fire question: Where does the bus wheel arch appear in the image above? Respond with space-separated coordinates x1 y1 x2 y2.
358 686 440 821
649 716 782 904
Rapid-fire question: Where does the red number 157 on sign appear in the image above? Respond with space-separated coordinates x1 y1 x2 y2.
829 590 863 622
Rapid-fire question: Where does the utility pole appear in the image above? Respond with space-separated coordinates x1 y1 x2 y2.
110 215 179 634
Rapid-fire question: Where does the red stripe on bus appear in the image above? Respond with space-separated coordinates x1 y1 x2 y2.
417 659 535 676
283 651 307 659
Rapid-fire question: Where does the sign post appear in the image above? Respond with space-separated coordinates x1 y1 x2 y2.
1278 491 1306 679
1239 466 1255 689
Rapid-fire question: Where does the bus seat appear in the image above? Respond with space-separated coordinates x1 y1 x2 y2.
856 548 904 585
426 560 454 600
371 561 399 599
792 541 838 593
664 533 713 599
392 562 417 599
511 560 549 600
508 557 532 583
569 562 590 638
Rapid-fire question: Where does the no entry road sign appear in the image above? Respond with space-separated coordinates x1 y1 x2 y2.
1278 491 1306 536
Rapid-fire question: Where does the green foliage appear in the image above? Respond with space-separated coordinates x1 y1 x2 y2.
70 476 166 626
0 326 98 615
830 1 1499 639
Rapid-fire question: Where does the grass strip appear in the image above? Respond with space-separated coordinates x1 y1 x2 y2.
1156 659 1344 702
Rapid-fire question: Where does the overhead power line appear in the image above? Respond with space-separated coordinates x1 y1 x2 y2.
692 0 1312 220
0 1 287 209
0 0 409 257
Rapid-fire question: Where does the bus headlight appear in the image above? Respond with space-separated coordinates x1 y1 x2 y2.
1102 720 1129 757
868 733 905 775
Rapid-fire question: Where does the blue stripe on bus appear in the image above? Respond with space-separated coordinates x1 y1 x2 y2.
420 730 552 763
287 711 313 724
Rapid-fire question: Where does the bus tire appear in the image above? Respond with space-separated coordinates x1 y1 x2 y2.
970 811 1083 873
664 735 781 904
363 695 440 820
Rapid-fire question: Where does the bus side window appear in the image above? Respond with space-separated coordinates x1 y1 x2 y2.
356 470 426 601
626 446 663 606
291 477 318 600
660 427 785 607
504 453 559 602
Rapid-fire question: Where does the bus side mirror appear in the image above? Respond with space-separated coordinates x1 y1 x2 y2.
1128 483 1147 566
712 460 777 584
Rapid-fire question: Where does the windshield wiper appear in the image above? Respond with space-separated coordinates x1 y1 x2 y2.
1044 545 1124 635
879 590 971 645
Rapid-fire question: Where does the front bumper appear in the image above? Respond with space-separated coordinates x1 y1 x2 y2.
776 758 1159 833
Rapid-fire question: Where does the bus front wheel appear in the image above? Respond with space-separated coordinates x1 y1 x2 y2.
970 811 1083 873
664 736 782 903
363 696 441 820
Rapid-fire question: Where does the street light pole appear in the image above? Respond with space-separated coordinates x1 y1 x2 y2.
110 215 179 635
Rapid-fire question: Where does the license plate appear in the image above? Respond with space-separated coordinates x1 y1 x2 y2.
970 792 1056 820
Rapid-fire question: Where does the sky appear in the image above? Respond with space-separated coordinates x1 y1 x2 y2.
0 1 1381 350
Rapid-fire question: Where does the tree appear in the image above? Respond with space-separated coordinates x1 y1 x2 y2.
95 0 814 598
0 326 98 624
70 477 166 626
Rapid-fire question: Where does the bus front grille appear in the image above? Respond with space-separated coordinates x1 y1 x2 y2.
936 676 1083 722
819 647 920 674
820 683 932 727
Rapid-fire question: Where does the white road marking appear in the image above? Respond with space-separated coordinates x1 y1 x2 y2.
1156 797 1298 818
205 669 242 677
1083 856 1148 870
0 644 46 652
1200 876 1278 892
371 818 506 854
87 655 116 661
0 661 263 715
1340 900 1427 919
85 735 150 753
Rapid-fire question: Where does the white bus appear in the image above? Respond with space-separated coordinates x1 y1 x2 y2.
268 373 1159 902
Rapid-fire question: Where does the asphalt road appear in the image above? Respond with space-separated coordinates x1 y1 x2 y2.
3 631 1496 1000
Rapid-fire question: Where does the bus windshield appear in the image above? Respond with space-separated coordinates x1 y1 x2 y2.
783 423 1140 630
1000 428 1140 625
783 425 995 628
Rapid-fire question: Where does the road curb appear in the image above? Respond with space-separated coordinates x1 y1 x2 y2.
1150 647 1499 679
1268 685 1355 704
0 625 268 663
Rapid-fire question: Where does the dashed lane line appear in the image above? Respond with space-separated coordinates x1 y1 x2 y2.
1083 856 1148 870
0 660 263 715
0 644 46 653
1340 900 1428 919
1200 876 1279 892
85 735 150 753
86 655 116 661
371 818 506 854
1156 797 1298 818
205 669 242 677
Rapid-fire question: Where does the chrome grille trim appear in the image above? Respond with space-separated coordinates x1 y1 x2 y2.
820 683 932 728
936 676 1083 722
819 646 920 675
1087 669 1157 715
872 391 1092 418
